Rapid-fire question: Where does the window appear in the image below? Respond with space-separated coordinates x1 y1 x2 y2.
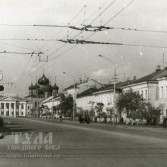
21 104 24 109
161 86 164 98
141 90 143 98
145 90 147 99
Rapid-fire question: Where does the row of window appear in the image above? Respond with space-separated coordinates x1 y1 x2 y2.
160 86 167 98
138 89 148 99
0 111 24 116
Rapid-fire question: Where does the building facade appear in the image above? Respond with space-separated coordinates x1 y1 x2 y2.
26 73 59 116
0 96 27 117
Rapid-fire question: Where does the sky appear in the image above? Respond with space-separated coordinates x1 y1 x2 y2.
0 0 167 97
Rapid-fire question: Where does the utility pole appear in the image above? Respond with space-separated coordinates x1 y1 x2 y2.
163 53 165 70
98 54 117 125
63 72 77 121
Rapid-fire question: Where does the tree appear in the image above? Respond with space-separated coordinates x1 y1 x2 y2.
95 103 104 123
116 89 146 119
116 89 161 124
58 93 73 118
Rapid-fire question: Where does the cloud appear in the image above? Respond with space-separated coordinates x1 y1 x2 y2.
92 69 111 77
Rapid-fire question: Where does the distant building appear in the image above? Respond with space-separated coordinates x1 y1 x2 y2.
122 67 167 106
157 77 167 121
76 88 97 112
0 96 27 117
76 84 122 121
41 95 61 113
122 67 167 122
25 73 59 116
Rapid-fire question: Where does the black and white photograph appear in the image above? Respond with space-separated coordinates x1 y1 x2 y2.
0 0 167 166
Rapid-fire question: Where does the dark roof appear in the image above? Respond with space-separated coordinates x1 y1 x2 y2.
77 88 98 98
124 68 167 86
93 83 123 94
64 84 77 91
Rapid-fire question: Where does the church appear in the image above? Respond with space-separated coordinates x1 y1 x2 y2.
26 73 59 116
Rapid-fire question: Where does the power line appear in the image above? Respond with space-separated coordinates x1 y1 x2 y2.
27 0 129 77
104 0 136 26
22 1 92 79
0 38 60 41
0 51 44 55
107 27 167 34
85 0 111 22
0 41 35 51
90 0 117 25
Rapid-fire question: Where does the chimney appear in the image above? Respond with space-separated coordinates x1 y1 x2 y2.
133 76 136 81
156 65 161 72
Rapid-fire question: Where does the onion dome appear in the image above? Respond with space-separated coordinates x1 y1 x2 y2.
33 83 40 89
38 74 49 85
29 83 34 90
52 83 59 90
44 85 52 92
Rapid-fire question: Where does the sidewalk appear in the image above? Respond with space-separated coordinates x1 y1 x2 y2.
26 117 167 135
61 119 166 132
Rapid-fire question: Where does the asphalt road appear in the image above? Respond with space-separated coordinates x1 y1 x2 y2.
1 117 167 167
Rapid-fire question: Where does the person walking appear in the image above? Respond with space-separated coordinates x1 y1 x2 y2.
59 115 63 123
0 117 4 139
163 116 167 129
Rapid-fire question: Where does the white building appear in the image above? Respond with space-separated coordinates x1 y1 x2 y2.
42 96 61 113
0 96 27 117
76 88 96 112
76 85 121 121
157 77 167 121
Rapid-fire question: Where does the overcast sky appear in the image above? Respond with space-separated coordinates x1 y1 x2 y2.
0 0 167 97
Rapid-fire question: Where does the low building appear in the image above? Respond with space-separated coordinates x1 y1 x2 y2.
76 88 97 112
41 95 61 112
0 96 27 117
157 77 167 121
76 84 122 121
122 67 167 107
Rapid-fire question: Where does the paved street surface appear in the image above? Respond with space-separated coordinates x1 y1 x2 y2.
1 117 167 167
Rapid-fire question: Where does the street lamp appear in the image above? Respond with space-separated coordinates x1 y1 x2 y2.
98 54 117 124
63 72 76 121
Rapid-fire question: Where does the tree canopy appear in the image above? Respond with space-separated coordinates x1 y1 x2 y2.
116 89 160 121
58 93 73 117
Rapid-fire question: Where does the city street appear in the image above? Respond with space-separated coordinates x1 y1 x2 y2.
0 117 167 167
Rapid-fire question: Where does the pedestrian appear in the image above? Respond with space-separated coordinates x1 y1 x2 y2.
59 115 63 123
0 117 4 139
163 116 167 129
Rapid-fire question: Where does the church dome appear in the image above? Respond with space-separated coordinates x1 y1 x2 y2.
29 83 34 90
52 83 59 90
33 83 40 89
44 85 52 92
38 74 49 85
